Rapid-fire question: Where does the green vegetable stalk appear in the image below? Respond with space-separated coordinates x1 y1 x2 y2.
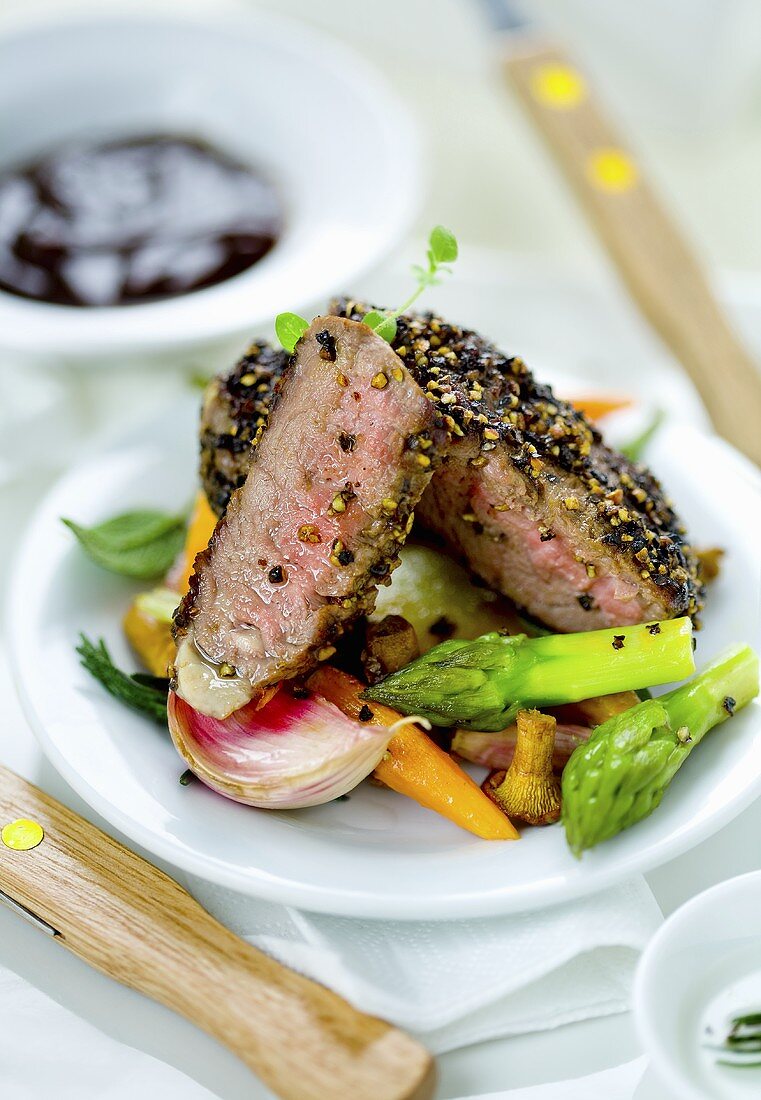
562 644 759 856
364 618 695 730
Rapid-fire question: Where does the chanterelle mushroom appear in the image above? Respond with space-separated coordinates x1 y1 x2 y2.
482 708 561 826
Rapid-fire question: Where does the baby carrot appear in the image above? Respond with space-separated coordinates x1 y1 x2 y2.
308 665 518 840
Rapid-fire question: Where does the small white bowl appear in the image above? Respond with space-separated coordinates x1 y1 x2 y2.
634 872 761 1099
0 3 420 364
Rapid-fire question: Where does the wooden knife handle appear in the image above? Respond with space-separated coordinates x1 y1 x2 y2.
503 41 761 467
0 766 435 1100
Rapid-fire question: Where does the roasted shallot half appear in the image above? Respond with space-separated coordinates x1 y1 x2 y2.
168 687 392 808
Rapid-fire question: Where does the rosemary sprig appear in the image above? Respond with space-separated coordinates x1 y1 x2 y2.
76 634 169 723
706 1010 761 1067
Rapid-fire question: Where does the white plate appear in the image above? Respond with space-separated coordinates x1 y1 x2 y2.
634 871 761 1099
8 261 761 919
0 3 419 361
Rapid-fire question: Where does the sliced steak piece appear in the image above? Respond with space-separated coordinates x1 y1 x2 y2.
174 316 448 717
330 301 703 631
416 443 692 630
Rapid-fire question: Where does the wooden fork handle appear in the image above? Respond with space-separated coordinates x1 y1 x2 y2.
0 765 435 1100
503 40 761 466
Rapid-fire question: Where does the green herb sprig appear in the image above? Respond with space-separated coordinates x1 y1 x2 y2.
76 634 169 723
274 225 459 353
362 225 459 344
705 1010 761 1067
62 510 186 581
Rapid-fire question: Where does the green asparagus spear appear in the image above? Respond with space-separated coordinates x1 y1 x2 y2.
562 644 759 856
363 618 695 730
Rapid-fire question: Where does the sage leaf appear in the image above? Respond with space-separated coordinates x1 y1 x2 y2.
62 509 186 580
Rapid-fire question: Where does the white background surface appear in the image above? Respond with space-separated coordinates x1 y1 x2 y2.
1 0 761 1096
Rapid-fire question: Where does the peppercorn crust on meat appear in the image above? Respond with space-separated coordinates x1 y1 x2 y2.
200 341 288 518
174 316 449 718
198 302 703 638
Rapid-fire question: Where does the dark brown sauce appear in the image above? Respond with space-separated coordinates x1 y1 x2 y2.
0 134 282 307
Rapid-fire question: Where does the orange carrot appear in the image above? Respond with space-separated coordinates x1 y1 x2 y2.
307 665 518 840
570 395 632 421
172 491 218 593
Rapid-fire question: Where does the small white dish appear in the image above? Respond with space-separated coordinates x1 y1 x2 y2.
635 872 761 1100
7 256 761 918
0 3 419 363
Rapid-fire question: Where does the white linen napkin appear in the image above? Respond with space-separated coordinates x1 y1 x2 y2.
184 875 662 1054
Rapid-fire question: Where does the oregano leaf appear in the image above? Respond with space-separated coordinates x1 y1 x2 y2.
276 225 458 350
275 312 309 353
362 311 398 343
429 225 458 264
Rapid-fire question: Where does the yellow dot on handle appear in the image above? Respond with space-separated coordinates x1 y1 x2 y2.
531 63 587 109
587 148 639 193
1 819 44 851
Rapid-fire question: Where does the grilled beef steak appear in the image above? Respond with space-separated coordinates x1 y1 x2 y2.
174 316 447 717
198 303 702 636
